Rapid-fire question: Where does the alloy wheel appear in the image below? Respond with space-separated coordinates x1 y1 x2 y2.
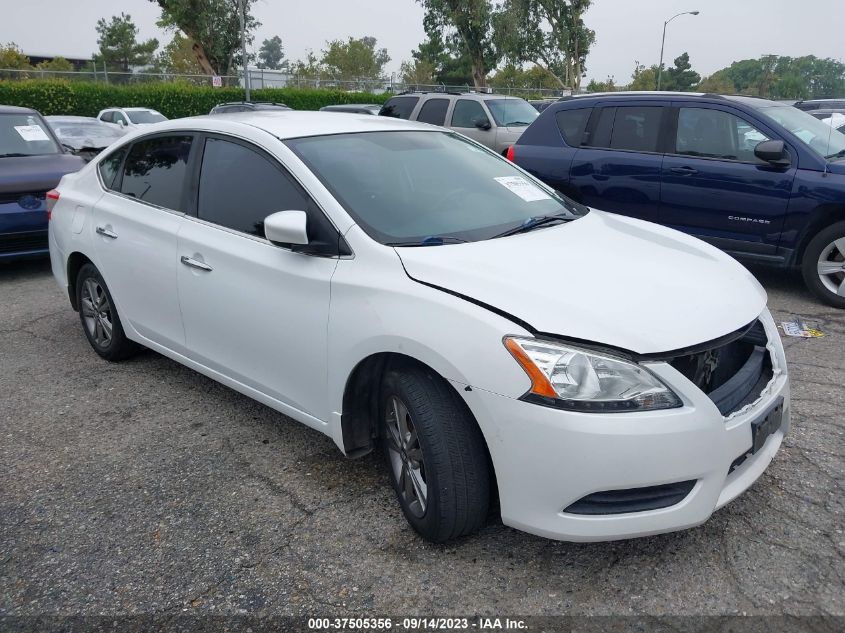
80 277 113 348
817 237 845 297
385 395 428 518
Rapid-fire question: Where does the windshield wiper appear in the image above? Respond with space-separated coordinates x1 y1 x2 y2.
387 235 469 247
0 153 31 158
492 214 568 238
505 121 533 126
824 149 845 160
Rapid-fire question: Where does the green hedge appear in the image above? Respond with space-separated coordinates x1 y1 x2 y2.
0 80 390 118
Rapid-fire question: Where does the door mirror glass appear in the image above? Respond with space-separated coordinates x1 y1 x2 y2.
754 139 789 165
264 210 309 246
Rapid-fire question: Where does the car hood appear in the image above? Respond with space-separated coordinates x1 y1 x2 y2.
0 153 85 194
395 210 767 355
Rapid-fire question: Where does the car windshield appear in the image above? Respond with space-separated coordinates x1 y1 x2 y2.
0 113 61 157
50 120 123 139
127 110 167 124
485 99 539 127
757 105 845 160
285 130 586 245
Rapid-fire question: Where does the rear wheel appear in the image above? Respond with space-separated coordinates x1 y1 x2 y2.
76 263 139 361
380 365 490 543
801 221 845 309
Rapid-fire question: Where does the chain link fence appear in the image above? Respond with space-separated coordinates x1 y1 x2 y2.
0 67 573 99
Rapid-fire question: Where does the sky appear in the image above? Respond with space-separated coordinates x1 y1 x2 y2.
1 0 843 83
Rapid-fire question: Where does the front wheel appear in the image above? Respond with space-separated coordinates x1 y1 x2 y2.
801 221 845 309
380 366 490 543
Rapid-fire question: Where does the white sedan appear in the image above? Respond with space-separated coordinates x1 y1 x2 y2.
47 112 790 542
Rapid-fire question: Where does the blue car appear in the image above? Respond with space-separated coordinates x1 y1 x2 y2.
1 105 85 260
510 92 845 307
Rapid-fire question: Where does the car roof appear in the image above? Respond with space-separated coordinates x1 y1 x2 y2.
0 105 40 115
155 110 438 139
395 92 524 100
557 91 779 108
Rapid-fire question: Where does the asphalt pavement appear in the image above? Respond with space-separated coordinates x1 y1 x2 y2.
0 258 842 624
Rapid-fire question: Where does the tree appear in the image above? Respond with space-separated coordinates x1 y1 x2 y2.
320 36 390 80
494 0 595 90
411 33 475 86
696 71 734 95
93 13 159 72
629 60 658 90
489 63 560 90
151 0 260 76
291 50 321 78
36 57 74 72
0 43 32 79
400 58 436 85
154 32 204 75
417 0 499 89
661 52 700 92
258 35 286 70
586 75 615 92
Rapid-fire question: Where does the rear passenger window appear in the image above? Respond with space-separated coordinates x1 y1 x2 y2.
416 98 449 126
555 108 591 146
585 106 663 153
98 148 126 190
100 112 113 123
120 136 193 210
379 97 419 119
197 138 310 237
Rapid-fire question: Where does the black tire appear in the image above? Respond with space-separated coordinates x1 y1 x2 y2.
380 365 490 543
801 220 845 309
76 263 139 361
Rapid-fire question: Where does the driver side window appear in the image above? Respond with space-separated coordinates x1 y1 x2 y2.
197 137 312 238
451 100 489 129
676 107 770 162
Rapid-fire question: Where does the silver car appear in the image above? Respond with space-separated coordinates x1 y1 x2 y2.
379 92 538 154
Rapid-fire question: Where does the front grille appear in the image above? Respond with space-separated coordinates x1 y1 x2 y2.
670 320 772 416
0 230 48 254
564 480 697 515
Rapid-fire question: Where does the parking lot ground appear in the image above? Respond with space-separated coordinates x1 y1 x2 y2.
0 258 843 620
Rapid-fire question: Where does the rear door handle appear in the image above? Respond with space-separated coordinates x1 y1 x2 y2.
180 255 213 272
670 166 699 176
95 226 118 239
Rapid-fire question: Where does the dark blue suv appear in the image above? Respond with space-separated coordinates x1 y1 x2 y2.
1 105 85 261
511 92 845 307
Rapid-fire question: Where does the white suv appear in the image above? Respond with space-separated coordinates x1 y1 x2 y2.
97 107 167 130
379 92 538 154
47 111 789 543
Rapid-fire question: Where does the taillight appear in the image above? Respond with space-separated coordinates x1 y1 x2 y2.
506 145 515 162
46 189 60 220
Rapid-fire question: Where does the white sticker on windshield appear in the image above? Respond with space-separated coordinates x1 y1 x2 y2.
14 125 50 142
494 176 552 202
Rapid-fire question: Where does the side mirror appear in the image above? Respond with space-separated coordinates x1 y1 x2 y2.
474 118 492 131
264 210 309 246
754 139 790 166
117 119 125 127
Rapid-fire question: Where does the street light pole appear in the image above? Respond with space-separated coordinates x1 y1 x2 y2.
240 0 250 101
657 10 699 91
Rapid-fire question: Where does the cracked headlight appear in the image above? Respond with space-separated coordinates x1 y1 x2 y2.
504 337 682 412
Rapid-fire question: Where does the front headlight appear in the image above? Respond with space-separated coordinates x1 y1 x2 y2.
504 337 682 412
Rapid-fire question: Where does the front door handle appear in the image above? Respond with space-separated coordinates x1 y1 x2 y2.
95 226 118 239
180 255 213 272
670 166 699 176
